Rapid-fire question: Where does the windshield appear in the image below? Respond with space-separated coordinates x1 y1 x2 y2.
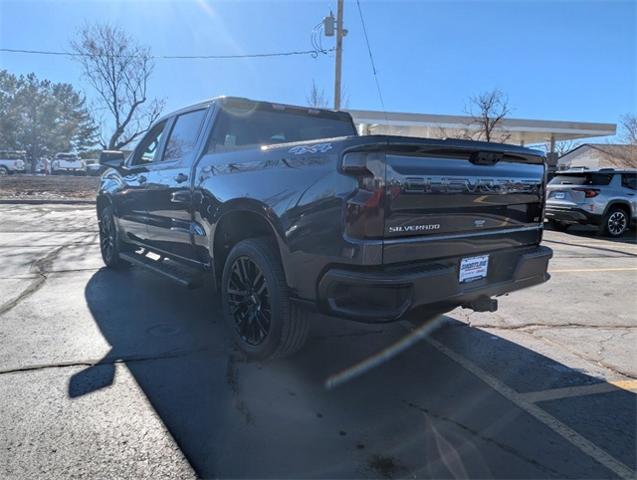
208 105 356 151
550 173 613 186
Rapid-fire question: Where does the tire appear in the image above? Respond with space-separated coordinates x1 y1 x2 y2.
548 220 569 232
600 207 629 237
98 205 130 269
221 238 310 360
0 166 8 176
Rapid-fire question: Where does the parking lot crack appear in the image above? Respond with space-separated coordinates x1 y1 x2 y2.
225 354 256 426
0 232 97 317
403 400 574 478
531 333 637 380
0 246 64 317
0 346 211 376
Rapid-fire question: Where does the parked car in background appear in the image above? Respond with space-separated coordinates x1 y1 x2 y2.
546 168 637 237
96 97 552 359
85 159 103 176
51 153 87 175
35 158 49 174
0 150 27 175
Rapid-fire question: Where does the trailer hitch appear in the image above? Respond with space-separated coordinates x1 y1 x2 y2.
465 296 498 313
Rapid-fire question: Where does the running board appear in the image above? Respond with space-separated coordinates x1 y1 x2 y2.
120 252 204 289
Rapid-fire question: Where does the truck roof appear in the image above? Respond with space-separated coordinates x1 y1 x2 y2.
156 96 350 123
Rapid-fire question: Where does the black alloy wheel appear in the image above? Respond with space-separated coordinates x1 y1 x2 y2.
221 238 310 360
98 206 129 269
227 256 272 346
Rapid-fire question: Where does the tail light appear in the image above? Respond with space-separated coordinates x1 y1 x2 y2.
341 152 373 176
341 151 385 238
574 188 599 198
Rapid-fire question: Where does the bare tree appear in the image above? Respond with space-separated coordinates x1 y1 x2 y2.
464 89 511 142
71 24 164 149
619 113 637 145
546 139 577 157
306 80 329 108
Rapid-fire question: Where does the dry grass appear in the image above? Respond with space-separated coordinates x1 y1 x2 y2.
0 174 99 201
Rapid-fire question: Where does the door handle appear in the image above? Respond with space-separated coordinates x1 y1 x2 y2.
174 173 188 184
138 174 147 184
171 191 191 203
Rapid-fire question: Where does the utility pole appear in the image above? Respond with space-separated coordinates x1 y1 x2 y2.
323 2 347 110
333 0 344 110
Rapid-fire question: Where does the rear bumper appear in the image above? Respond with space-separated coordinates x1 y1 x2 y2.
317 245 552 322
545 206 601 225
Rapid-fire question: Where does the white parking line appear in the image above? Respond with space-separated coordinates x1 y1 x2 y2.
426 337 636 480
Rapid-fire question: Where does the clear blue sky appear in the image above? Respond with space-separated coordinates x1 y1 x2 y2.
1 0 635 132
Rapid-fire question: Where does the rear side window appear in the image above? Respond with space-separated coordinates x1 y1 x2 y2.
163 109 207 163
207 107 356 152
550 173 613 186
622 173 637 190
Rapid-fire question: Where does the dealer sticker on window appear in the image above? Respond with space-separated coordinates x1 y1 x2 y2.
459 255 489 283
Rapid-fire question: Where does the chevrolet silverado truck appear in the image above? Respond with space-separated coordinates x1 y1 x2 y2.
97 97 552 359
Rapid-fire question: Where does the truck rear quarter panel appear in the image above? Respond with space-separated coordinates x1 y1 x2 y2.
192 139 372 300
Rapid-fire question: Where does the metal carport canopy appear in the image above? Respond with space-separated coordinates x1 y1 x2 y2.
347 109 617 147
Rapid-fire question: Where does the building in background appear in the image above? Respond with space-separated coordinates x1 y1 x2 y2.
557 144 637 170
347 109 617 173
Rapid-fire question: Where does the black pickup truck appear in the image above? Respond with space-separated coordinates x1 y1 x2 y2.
97 97 552 359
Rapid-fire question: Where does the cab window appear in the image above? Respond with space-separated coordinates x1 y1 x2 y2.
162 109 207 163
207 105 355 153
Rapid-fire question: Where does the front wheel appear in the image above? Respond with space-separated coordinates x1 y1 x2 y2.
98 205 129 269
221 238 310 360
0 166 8 176
601 208 629 237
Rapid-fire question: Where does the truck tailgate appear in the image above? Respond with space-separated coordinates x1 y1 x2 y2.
383 145 545 264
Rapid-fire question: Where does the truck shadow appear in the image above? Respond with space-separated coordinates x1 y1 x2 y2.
75 267 636 479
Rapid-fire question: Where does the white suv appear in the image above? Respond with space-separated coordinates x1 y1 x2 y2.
0 151 27 175
51 153 87 175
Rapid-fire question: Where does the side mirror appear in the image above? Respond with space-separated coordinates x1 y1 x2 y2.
99 150 125 169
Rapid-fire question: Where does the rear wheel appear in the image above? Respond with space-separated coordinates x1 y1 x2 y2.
98 205 129 269
221 238 310 360
601 207 628 237
0 166 8 176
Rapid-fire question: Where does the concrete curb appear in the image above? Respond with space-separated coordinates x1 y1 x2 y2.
0 199 96 205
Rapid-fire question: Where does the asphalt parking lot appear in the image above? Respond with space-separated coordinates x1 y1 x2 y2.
0 203 635 479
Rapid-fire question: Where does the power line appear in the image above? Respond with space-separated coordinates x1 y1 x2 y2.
355 0 388 121
0 47 334 60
